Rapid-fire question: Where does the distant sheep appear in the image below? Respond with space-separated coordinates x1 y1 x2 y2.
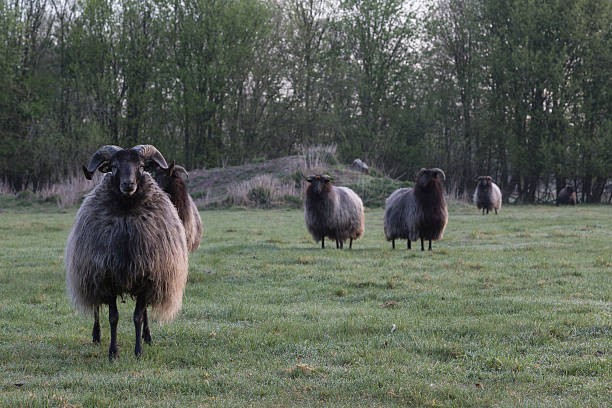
384 168 448 250
556 185 577 206
304 174 364 249
473 176 502 215
152 163 203 252
65 145 189 359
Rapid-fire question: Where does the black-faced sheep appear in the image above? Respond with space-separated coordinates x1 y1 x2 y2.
556 185 577 206
65 145 189 359
473 176 502 215
152 163 203 252
384 168 448 251
304 174 364 249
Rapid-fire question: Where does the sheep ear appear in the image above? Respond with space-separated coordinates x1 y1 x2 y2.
167 161 176 176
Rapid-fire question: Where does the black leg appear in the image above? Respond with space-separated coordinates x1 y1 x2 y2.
421 238 424 251
108 298 119 360
495 208 498 215
428 240 432 250
92 306 101 344
392 239 395 249
321 237 324 249
142 308 151 344
482 208 485 215
407 240 411 250
486 208 489 215
349 238 353 249
336 239 339 249
340 240 343 249
133 295 146 357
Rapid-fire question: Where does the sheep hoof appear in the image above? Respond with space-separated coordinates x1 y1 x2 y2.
108 347 118 361
143 332 152 345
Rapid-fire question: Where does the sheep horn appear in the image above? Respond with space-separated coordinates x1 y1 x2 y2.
430 168 446 181
173 165 189 180
132 145 168 170
322 174 332 181
306 175 315 182
83 145 123 180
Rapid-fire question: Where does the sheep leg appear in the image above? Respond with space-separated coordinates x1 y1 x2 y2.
340 240 344 249
486 208 489 215
133 295 147 357
421 238 424 251
428 240 432 251
392 239 395 249
336 239 339 249
349 238 353 249
495 208 498 215
407 240 411 250
108 298 119 360
142 308 152 344
482 208 485 215
321 237 325 249
92 306 101 344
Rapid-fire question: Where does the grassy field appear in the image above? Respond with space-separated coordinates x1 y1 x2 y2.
1 203 611 407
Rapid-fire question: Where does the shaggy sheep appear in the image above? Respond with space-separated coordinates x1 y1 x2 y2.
384 168 448 251
556 185 577 206
65 145 189 359
304 174 364 249
152 163 203 252
473 176 502 215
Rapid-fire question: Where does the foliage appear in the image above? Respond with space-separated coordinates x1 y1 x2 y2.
0 0 610 202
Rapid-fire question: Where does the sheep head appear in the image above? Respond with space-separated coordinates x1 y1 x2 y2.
306 174 332 195
152 162 191 192
83 145 169 197
477 176 493 189
416 168 445 189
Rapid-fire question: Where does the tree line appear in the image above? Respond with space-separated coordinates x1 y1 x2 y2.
1 0 610 202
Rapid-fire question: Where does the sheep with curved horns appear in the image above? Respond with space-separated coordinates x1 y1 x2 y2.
473 176 502 215
152 163 203 252
556 185 577 206
384 168 448 251
304 174 364 249
65 145 189 359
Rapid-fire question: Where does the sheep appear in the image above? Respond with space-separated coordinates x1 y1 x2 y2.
556 185 577 206
384 168 448 251
304 174 364 249
151 163 203 252
473 176 502 215
65 145 189 359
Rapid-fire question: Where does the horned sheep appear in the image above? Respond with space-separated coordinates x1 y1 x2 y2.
384 168 448 251
473 176 502 215
304 174 365 249
65 145 189 359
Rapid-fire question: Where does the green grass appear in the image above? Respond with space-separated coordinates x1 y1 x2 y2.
1 204 611 407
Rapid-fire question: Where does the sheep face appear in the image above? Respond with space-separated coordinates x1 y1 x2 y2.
416 168 445 189
109 150 147 197
82 145 169 198
477 176 493 191
306 174 332 195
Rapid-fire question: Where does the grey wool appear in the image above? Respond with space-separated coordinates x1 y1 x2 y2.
384 168 448 250
65 173 189 322
304 174 365 249
473 176 502 215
